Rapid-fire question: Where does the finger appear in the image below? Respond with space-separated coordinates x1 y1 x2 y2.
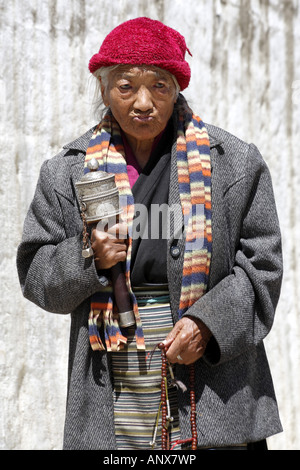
91 238 127 256
91 227 126 244
162 320 187 357
160 337 174 352
91 230 127 269
164 320 184 343
109 250 127 263
93 245 127 269
91 229 108 241
166 335 186 363
165 318 198 364
107 222 128 239
95 220 128 239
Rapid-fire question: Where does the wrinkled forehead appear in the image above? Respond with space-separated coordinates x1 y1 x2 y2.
110 65 174 82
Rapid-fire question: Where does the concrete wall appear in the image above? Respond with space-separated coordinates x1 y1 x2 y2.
1 0 299 450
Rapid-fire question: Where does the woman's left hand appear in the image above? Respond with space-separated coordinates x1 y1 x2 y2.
163 316 212 365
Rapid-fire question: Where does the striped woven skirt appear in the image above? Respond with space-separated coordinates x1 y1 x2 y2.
111 289 181 450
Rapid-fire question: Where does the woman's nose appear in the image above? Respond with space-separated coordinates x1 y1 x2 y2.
133 86 153 113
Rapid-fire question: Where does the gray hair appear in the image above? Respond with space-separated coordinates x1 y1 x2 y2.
91 65 180 120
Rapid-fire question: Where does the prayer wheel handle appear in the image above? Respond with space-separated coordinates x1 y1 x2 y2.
96 216 136 329
110 262 136 328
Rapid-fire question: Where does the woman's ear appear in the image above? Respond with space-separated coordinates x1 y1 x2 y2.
99 78 109 107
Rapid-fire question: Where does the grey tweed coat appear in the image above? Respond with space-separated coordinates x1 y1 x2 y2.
17 122 283 449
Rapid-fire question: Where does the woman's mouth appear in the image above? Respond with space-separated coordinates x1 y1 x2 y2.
133 115 153 122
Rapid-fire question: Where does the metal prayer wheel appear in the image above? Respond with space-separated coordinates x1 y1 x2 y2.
75 158 122 224
75 158 135 329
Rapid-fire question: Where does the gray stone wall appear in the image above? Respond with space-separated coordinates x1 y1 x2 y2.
0 0 299 449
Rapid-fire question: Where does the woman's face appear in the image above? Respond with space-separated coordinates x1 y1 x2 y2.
101 66 177 145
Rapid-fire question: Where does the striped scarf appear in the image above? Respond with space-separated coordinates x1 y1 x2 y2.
85 104 212 352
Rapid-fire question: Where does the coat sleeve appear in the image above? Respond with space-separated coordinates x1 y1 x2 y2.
16 159 102 314
185 144 283 365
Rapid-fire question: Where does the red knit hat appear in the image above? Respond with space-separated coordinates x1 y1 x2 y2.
89 17 192 91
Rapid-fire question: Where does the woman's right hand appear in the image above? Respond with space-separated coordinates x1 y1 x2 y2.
90 222 128 270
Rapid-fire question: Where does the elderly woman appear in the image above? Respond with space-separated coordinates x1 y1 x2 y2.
17 17 283 450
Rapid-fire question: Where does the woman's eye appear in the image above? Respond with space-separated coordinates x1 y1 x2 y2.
155 82 165 89
119 84 131 90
